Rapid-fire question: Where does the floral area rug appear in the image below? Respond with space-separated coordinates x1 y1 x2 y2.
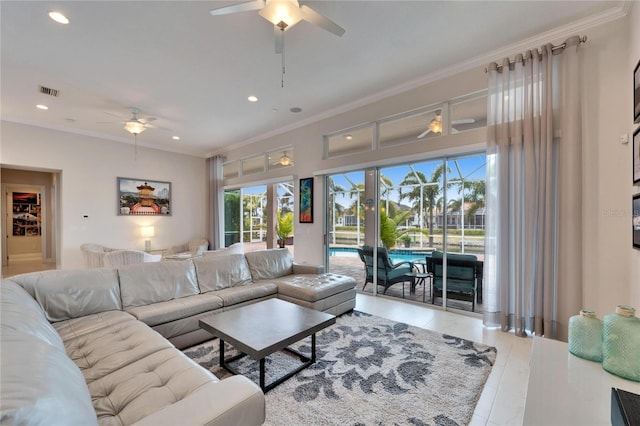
183 311 496 426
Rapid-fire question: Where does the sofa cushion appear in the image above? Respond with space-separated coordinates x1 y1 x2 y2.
53 310 136 342
272 273 357 302
89 348 217 426
0 330 98 426
0 280 65 349
279 288 357 313
61 314 175 384
126 292 224 327
9 269 122 322
131 377 265 426
118 261 200 309
214 283 278 307
244 248 293 280
193 253 252 291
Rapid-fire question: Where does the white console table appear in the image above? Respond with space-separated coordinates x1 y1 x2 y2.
524 337 640 425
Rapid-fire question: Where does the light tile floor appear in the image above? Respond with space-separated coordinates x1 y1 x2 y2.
355 293 532 426
1 260 56 278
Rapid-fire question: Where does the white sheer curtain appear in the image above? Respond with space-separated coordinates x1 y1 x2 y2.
207 155 225 250
484 36 583 341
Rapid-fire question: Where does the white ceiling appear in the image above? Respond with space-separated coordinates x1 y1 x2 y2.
0 1 622 157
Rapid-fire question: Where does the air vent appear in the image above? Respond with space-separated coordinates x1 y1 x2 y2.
39 85 59 97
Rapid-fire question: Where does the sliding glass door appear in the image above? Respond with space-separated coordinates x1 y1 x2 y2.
325 154 486 314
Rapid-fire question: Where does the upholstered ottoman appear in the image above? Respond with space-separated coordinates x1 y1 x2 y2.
273 273 357 316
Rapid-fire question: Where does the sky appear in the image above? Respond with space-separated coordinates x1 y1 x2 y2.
330 154 486 208
237 153 486 210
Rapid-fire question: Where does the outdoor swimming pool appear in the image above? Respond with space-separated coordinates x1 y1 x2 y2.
329 247 430 263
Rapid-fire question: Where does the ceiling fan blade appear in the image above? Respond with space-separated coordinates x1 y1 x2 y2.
451 118 475 125
209 0 264 16
103 111 124 119
140 117 157 124
145 123 173 132
417 129 431 139
300 5 345 37
274 26 283 54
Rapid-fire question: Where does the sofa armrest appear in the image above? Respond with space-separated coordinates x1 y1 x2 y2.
131 376 265 426
166 243 189 256
293 262 324 274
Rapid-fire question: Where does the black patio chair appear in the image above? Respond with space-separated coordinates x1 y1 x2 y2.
357 245 415 296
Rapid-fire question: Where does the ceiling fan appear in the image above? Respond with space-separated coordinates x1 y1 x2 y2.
122 108 156 135
417 112 476 139
270 151 294 166
209 0 345 54
99 108 158 135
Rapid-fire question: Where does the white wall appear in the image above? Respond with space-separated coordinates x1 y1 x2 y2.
220 14 638 316
581 15 633 316
1 122 207 269
630 1 640 311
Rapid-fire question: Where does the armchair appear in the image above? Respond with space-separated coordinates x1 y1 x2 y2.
428 251 478 311
357 245 414 296
166 238 209 257
102 250 162 268
80 243 115 268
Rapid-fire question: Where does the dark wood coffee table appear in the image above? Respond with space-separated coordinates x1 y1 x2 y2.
199 298 336 392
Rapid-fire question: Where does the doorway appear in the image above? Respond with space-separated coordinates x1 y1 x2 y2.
1 167 59 277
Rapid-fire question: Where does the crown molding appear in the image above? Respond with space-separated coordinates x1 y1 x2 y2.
209 2 630 158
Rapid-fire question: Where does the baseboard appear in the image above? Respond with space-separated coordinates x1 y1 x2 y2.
9 253 42 262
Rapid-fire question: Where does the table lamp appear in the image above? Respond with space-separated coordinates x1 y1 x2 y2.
141 226 155 251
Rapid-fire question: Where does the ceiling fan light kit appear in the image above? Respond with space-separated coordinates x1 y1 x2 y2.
209 0 345 88
429 114 442 135
279 152 291 166
259 0 303 29
124 120 146 135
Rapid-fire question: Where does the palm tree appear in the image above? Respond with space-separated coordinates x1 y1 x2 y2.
348 182 365 212
398 164 449 246
379 210 429 250
276 211 294 248
464 180 485 221
328 177 346 243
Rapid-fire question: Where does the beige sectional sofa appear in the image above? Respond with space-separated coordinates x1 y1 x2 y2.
0 248 356 425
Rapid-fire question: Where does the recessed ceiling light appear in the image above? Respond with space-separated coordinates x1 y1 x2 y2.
290 106 302 113
36 104 48 110
345 134 353 140
172 136 180 141
48 11 69 24
248 95 258 102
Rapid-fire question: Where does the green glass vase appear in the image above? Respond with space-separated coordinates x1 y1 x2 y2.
568 309 602 362
602 306 640 382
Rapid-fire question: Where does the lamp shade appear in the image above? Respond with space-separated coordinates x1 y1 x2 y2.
429 115 442 134
124 120 146 135
141 226 155 238
259 0 303 29
279 154 291 166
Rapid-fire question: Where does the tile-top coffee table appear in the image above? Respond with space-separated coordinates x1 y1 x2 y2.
199 298 336 392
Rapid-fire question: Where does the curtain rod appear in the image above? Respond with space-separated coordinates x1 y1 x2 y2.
484 35 587 73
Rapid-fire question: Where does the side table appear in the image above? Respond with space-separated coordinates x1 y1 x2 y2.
405 272 432 303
